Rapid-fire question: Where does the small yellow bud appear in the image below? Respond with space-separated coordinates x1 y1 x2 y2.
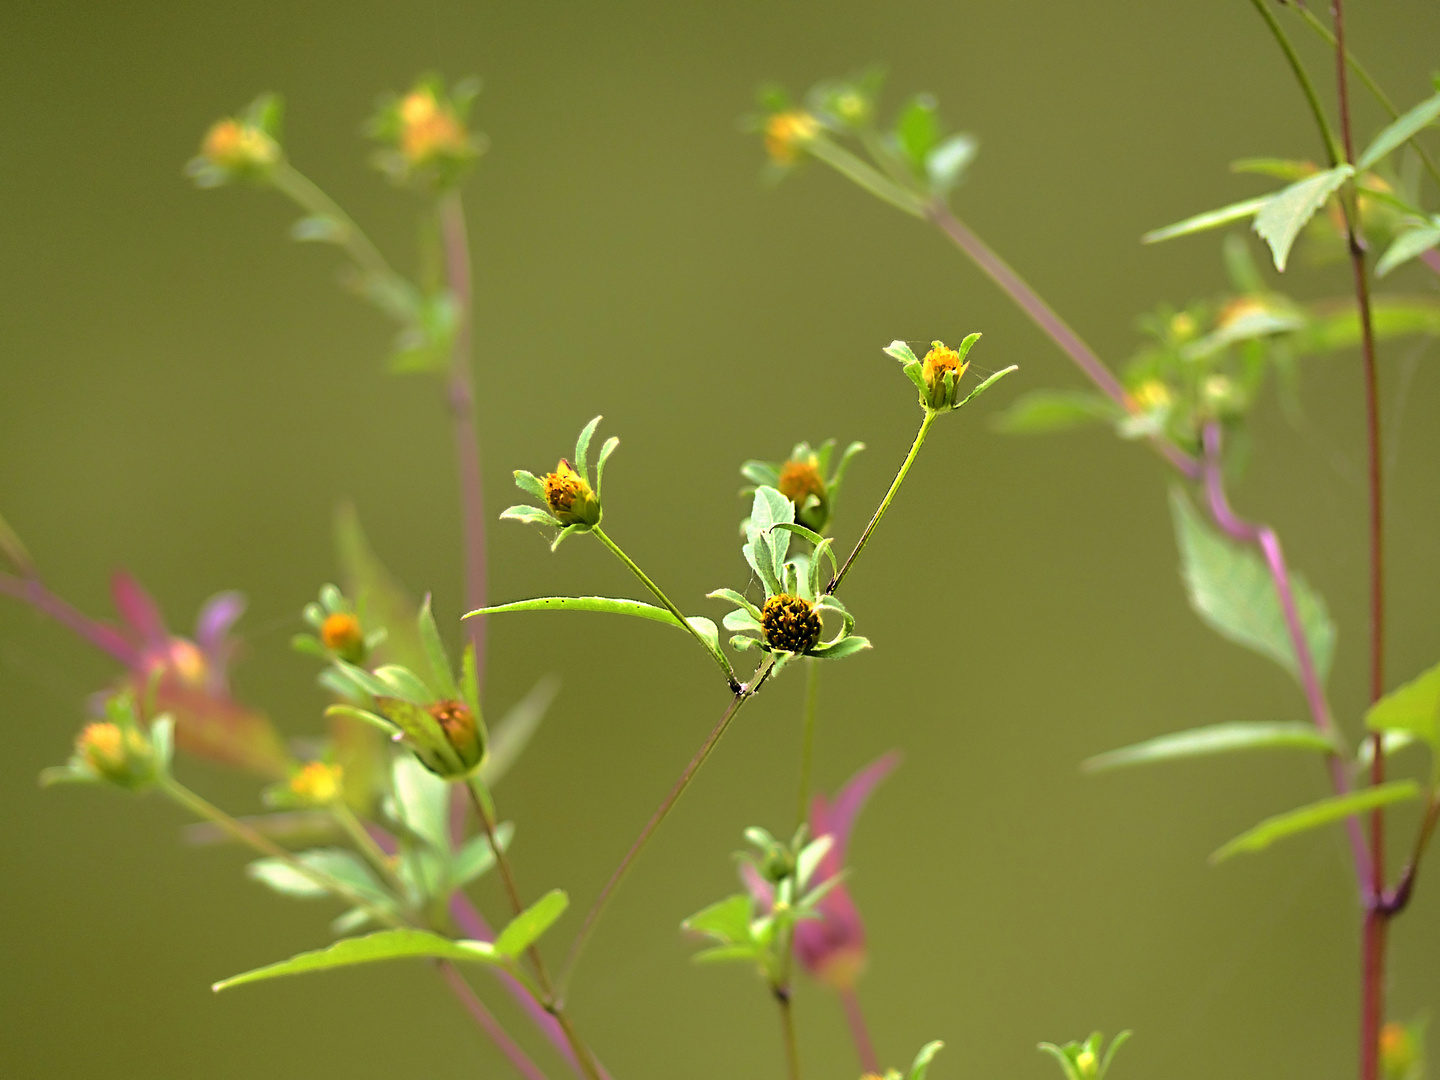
765 111 818 165
760 594 822 654
320 611 367 663
1169 312 1197 341
288 761 343 806
398 88 469 166
1074 1048 1098 1079
1380 1022 1416 1080
200 118 280 172
1133 379 1172 412
1215 297 1268 330
428 698 484 773
544 459 601 527
777 458 829 530
835 91 869 125
77 721 154 789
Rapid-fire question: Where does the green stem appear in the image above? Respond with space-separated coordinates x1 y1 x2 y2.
827 410 938 595
332 801 410 901
806 137 926 218
1287 2 1440 187
270 161 403 285
775 985 803 1080
158 776 403 929
591 525 738 688
1248 0 1344 167
794 660 821 830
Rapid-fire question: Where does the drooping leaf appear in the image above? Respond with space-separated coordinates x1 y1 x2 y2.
1377 223 1440 277
954 364 1019 409
1170 488 1336 684
500 505 562 527
480 675 558 787
1084 722 1337 772
1358 93 1440 170
1211 781 1420 862
681 894 754 944
992 390 1121 434
1252 165 1354 271
212 929 497 991
493 888 569 958
465 595 692 636
246 848 389 904
1143 196 1271 245
883 340 919 365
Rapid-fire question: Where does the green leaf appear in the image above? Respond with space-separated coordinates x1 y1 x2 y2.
1230 158 1316 181
1298 295 1440 354
1212 781 1420 862
884 340 919 364
574 415 602 478
452 821 514 886
707 588 762 620
927 133 977 194
466 595 699 639
323 703 394 735
213 929 497 991
418 595 459 701
494 888 569 958
389 753 451 852
595 435 620 501
954 365 1019 410
500 505 561 527
1100 1030 1133 1078
1170 488 1335 685
808 636 871 660
1084 722 1337 772
1038 1043 1081 1080
992 390 1121 434
1143 196 1271 245
1366 660 1440 779
740 460 780 489
1377 223 1440 277
691 944 760 964
550 523 586 551
682 894 754 944
908 1041 945 1080
290 215 348 244
373 665 433 704
150 716 175 773
795 834 833 890
1359 93 1440 170
893 94 940 169
247 848 388 903
1252 165 1354 271
686 615 720 653
513 470 547 501
481 675 558 787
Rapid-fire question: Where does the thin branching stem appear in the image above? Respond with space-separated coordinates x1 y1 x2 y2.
332 801 410 900
794 660 821 830
559 660 776 990
270 162 401 285
775 985 803 1080
1249 0 1344 166
828 410 937 594
840 988 881 1075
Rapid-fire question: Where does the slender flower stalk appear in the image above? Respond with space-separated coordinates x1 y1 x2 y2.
840 988 880 1075
269 162 403 287
439 190 489 683
437 961 551 1080
1247 0 1343 166
775 986 802 1080
559 661 775 989
0 571 140 666
794 660 822 830
827 410 937 595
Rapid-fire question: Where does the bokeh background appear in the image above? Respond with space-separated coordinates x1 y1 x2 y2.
3 1 1440 1077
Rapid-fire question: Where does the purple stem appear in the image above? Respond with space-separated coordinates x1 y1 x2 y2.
0 570 140 667
439 191 488 688
924 201 1201 479
437 960 551 1080
450 893 611 1080
1201 423 1372 892
839 988 879 1075
1422 248 1440 276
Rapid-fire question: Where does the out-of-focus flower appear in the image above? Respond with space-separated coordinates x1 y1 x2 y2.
185 94 284 188
367 75 484 190
740 438 865 535
743 752 900 989
765 111 819 165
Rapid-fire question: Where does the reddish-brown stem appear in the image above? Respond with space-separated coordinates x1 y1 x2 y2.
437 961 552 1080
439 191 488 687
0 571 140 667
840 988 880 1075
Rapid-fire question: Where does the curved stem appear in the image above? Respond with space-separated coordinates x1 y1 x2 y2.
828 411 937 595
794 660 821 830
439 191 489 687
437 961 552 1080
270 162 401 285
840 988 881 1075
1248 0 1343 166
0 571 140 667
559 661 774 989
332 802 409 901
806 137 926 218
591 525 738 688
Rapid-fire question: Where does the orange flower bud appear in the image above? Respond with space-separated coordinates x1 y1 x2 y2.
320 611 366 663
765 111 818 165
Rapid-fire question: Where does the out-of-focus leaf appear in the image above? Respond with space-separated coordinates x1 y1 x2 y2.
246 848 389 903
212 929 497 992
908 1041 945 1080
0 508 34 576
183 810 338 847
1366 660 1440 780
1084 722 1337 772
1377 223 1440 277
290 216 348 244
893 94 940 169
417 594 459 700
1211 781 1419 862
992 390 1121 434
466 595 695 637
1298 295 1440 353
1181 307 1306 361
335 503 427 673
480 675 558 787
682 894 754 944
390 754 450 852
1253 165 1353 271
451 821 514 886
1170 489 1335 684
493 889 568 958
1358 93 1440 170
1230 157 1316 181
1143 196 1270 244
926 133 977 194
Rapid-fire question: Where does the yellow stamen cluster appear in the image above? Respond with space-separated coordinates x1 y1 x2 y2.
398 89 469 165
289 761 343 806
1074 1048 1098 1079
201 118 279 171
921 340 967 388
764 111 818 165
760 593 822 654
543 459 600 526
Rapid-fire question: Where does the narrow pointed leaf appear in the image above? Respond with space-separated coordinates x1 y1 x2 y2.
246 848 388 903
1377 224 1440 277
494 888 569 958
681 894 753 944
212 929 497 991
1366 660 1440 780
1084 722 1337 772
500 505 561 527
1211 781 1419 862
909 1041 945 1080
466 595 692 632
574 415 602 478
992 390 1121 434
884 340 919 364
480 675 558 787
1358 93 1440 170
418 595 459 700
955 364 1019 409
1143 196 1270 245
595 435 620 501
1252 165 1353 271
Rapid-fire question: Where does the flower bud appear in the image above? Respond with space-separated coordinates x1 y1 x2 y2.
761 842 796 884
428 699 484 773
1381 1022 1418 1080
397 87 470 167
765 111 819 165
288 761 344 806
199 118 280 176
777 458 829 532
320 611 367 664
1133 379 1172 412
1074 1048 1098 1080
543 460 602 527
77 721 155 790
921 340 969 410
761 594 822 654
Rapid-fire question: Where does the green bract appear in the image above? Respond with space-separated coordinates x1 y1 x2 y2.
41 693 173 793
502 416 616 550
709 486 870 664
1039 1031 1132 1080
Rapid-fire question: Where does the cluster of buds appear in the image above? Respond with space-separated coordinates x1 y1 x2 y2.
740 438 864 535
185 94 283 188
41 693 168 792
295 584 383 667
503 416 617 550
367 76 484 190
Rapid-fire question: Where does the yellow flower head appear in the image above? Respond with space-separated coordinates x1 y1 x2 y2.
398 88 469 166
1133 379 1172 412
778 458 826 510
77 721 153 787
543 459 601 526
765 111 818 165
289 761 344 806
200 118 279 171
921 340 969 406
320 611 366 662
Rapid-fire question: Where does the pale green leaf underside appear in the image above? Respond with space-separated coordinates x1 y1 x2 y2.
213 929 496 991
1211 781 1419 863
1376 224 1440 277
1143 196 1270 245
1170 488 1335 685
466 596 686 631
1084 721 1337 773
1252 165 1353 271
1358 93 1440 171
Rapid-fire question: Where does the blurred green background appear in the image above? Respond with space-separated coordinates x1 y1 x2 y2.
3 1 1440 1077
